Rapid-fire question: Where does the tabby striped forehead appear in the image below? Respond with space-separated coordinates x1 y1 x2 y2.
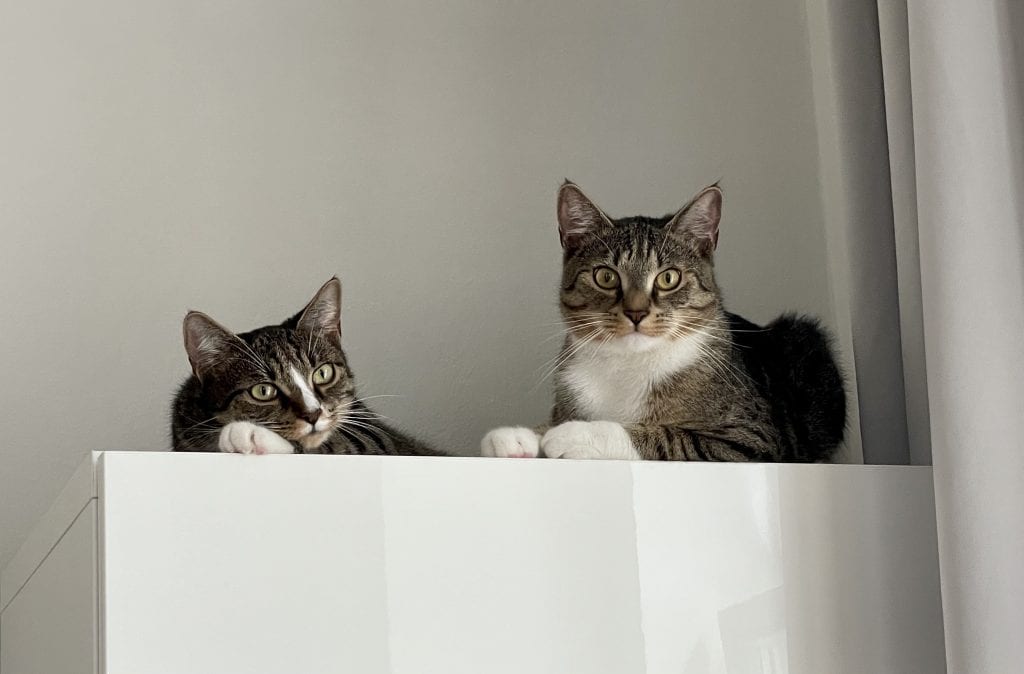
239 327 347 379
565 215 697 281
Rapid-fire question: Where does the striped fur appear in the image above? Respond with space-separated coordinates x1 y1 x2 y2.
171 278 441 456
484 181 846 463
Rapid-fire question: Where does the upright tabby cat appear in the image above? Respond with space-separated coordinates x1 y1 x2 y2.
482 182 846 462
172 278 441 456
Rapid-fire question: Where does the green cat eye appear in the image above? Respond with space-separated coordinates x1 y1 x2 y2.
312 363 336 386
655 268 683 291
249 383 278 402
593 266 620 290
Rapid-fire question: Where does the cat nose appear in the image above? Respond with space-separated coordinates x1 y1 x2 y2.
624 309 649 325
299 409 321 425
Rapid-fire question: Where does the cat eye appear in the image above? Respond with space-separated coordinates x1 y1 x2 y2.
249 383 278 402
593 266 620 290
655 268 683 291
312 363 336 386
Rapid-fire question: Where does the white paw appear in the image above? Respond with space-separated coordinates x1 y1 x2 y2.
540 421 640 460
218 422 295 455
480 427 541 458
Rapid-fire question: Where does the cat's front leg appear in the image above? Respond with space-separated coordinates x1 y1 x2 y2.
218 421 295 455
480 427 542 458
540 421 641 460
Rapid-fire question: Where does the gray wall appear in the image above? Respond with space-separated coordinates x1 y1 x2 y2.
1 0 840 568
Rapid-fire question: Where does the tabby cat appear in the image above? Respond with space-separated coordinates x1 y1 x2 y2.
172 278 442 456
481 182 846 462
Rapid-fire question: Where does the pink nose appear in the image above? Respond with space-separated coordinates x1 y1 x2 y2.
624 309 649 325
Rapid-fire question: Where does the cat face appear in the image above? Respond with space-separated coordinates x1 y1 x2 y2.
182 278 357 451
556 182 724 352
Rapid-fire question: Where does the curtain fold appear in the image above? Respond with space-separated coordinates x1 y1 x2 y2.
897 0 1024 670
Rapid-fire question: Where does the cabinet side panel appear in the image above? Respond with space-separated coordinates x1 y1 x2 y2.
1 501 97 674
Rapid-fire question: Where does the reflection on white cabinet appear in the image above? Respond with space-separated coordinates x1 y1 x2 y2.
0 452 945 674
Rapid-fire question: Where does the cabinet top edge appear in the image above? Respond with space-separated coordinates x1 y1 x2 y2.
93 449 932 472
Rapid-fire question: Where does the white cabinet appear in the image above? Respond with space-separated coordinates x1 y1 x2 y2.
1 452 946 673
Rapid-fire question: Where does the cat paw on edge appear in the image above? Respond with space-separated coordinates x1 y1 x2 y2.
540 421 641 460
480 427 541 458
218 421 295 455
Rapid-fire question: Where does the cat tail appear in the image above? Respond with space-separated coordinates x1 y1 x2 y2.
766 313 847 461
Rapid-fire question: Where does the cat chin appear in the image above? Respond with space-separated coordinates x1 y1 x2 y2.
608 332 665 353
297 429 332 450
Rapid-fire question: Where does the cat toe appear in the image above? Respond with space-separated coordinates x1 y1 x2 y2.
539 421 590 459
481 427 540 458
219 422 256 454
253 426 295 454
218 422 294 455
541 421 639 460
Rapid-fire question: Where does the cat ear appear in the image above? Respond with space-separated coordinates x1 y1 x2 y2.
296 277 342 337
182 312 238 381
557 180 614 249
667 184 723 256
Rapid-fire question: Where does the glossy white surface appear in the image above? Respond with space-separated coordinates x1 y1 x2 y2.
2 453 945 673
633 464 788 673
634 463 947 673
100 453 391 674
380 458 645 674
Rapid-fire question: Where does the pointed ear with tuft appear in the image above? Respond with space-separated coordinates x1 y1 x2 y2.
667 184 723 256
182 312 239 382
557 181 614 249
296 277 342 337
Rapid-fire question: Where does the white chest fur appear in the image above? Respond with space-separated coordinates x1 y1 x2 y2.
560 333 707 423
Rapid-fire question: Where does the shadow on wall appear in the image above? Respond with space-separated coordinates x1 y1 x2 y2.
1000 0 1024 275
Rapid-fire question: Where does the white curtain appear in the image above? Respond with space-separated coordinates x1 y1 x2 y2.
881 0 1024 670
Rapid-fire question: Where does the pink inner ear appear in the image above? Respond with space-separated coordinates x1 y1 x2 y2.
557 184 609 248
679 186 722 254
